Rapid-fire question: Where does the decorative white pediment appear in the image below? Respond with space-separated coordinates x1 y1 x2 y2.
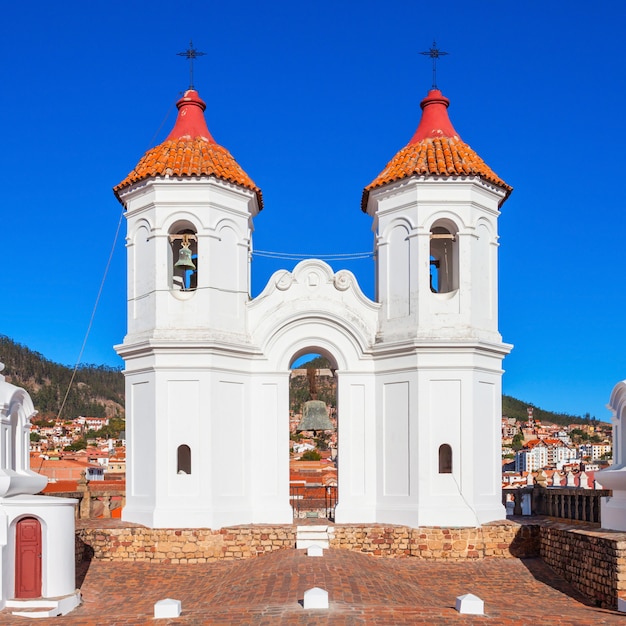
248 259 380 368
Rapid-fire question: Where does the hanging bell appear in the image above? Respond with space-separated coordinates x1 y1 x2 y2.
174 241 196 271
296 400 334 432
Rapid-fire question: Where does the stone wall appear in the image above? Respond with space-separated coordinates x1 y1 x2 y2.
539 521 626 609
76 520 538 563
330 522 539 559
76 525 296 563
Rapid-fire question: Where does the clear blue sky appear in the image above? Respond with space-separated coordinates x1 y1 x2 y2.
1 1 624 421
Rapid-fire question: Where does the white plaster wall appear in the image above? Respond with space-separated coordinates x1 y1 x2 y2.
1 495 76 602
598 381 626 530
367 177 506 344
371 343 508 527
117 167 511 529
118 177 258 342
249 264 380 523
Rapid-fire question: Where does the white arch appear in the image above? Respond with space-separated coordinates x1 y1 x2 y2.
127 216 153 241
422 211 469 232
263 315 372 372
161 211 207 233
609 380 626 420
214 217 246 241
379 216 415 242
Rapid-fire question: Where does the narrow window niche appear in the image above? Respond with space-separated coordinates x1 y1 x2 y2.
438 444 452 474
169 227 198 291
429 223 458 293
177 445 191 474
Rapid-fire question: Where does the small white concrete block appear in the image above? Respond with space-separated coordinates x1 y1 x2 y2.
455 593 484 615
154 598 182 618
618 597 626 613
307 544 324 557
303 587 329 609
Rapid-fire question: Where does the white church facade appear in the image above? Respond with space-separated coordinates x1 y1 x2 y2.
114 86 513 529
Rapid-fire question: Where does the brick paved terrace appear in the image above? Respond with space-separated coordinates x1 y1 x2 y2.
2 535 625 624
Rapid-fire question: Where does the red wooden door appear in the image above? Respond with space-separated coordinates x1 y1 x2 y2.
15 517 42 598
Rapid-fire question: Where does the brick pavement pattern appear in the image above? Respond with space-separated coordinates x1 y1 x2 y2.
1 549 623 625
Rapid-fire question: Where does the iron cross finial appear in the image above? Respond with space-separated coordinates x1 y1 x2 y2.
419 40 449 89
177 39 206 90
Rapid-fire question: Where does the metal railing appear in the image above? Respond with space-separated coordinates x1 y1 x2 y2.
290 484 337 521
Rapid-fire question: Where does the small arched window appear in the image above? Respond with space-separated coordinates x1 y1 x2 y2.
177 445 191 475
439 444 452 474
430 223 458 293
169 227 198 291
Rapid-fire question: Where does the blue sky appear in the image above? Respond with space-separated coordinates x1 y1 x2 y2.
1 1 624 421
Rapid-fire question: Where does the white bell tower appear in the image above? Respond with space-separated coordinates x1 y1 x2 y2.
363 88 513 526
114 89 263 528
114 81 512 530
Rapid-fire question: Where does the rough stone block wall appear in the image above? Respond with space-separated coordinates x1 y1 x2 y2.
540 523 626 609
330 525 414 557
76 525 296 563
330 522 539 560
76 520 538 564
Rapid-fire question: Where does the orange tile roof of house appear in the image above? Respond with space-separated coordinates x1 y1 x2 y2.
42 480 79 493
114 89 263 209
362 89 512 211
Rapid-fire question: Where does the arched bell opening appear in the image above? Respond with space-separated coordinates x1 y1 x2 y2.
429 220 459 294
168 220 198 291
288 349 338 522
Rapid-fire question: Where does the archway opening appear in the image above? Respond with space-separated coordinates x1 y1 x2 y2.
288 350 338 521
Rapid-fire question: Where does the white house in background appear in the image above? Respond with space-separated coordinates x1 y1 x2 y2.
516 446 548 473
597 381 626 530
114 85 512 529
579 442 611 461
0 362 79 616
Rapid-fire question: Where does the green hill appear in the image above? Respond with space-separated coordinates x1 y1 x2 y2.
0 335 124 421
0 339 592 427
502 394 591 427
295 356 591 427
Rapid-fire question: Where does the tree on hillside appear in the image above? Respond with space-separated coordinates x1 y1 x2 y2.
511 432 525 451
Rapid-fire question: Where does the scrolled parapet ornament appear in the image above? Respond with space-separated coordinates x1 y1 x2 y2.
275 270 294 291
334 270 352 291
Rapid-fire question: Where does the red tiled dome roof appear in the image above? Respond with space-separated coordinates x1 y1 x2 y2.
361 89 511 211
114 90 263 209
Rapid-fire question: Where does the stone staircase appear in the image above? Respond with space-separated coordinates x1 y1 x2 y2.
6 591 81 619
295 525 334 549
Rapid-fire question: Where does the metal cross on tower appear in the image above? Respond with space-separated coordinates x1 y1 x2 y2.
419 41 449 89
177 40 206 90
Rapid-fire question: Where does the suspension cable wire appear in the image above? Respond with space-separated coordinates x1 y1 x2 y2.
56 210 124 422
253 249 374 261
146 96 180 148
56 99 179 422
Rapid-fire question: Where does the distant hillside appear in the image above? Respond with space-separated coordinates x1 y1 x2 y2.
296 357 591 427
502 395 590 427
0 339 591 427
0 336 124 421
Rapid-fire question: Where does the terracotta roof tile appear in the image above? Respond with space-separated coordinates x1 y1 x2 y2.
114 90 263 209
362 89 512 211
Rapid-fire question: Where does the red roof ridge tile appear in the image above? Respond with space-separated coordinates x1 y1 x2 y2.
114 89 263 209
362 89 512 211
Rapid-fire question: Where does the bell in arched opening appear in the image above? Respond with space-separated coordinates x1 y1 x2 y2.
174 236 196 271
296 400 334 433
